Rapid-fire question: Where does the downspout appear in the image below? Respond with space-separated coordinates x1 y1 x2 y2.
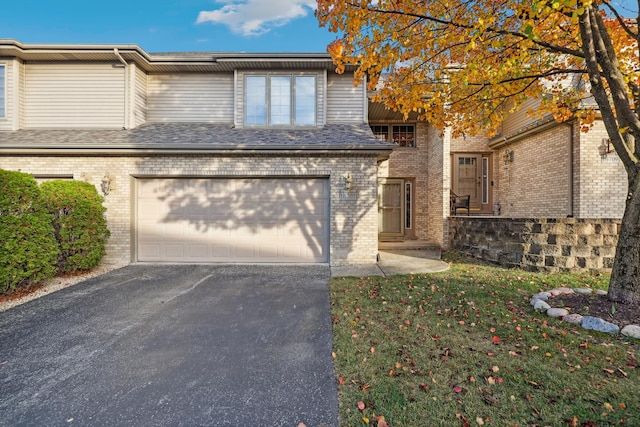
233 69 238 127
114 48 128 129
323 69 328 126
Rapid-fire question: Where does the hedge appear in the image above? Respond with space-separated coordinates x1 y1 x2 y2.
0 170 59 293
40 180 110 274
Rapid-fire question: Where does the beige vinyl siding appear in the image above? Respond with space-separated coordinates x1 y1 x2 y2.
326 73 365 124
500 97 542 137
24 63 125 128
147 73 234 123
134 66 147 127
235 71 325 127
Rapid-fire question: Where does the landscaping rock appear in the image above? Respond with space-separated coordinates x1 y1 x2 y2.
573 287 593 294
562 313 584 325
581 316 620 334
533 300 551 311
547 308 568 318
532 292 551 301
621 325 640 339
549 287 574 296
595 289 608 296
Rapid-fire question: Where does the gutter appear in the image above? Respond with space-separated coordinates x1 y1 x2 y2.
0 144 393 156
488 115 558 149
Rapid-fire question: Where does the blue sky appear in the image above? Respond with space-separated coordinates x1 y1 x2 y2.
0 0 338 53
2 0 637 54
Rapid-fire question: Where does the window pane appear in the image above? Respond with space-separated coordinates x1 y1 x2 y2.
371 125 389 141
245 76 266 125
392 125 415 147
0 65 5 118
294 76 316 125
270 76 291 125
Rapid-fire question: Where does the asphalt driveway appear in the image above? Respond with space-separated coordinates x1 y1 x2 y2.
0 265 337 426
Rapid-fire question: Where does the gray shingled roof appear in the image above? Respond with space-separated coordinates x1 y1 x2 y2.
0 123 393 153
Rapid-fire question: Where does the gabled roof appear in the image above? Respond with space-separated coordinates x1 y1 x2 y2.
0 123 392 154
0 39 354 73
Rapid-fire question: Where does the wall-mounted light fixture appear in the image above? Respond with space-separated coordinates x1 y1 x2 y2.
343 173 353 191
101 173 113 196
598 138 612 159
503 149 514 165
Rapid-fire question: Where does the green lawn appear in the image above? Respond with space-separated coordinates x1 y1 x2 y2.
330 253 639 426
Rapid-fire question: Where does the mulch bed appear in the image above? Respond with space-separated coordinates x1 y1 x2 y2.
553 292 640 328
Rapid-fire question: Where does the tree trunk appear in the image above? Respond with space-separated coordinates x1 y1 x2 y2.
608 170 640 305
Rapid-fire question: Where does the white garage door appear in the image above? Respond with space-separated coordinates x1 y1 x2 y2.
136 178 329 263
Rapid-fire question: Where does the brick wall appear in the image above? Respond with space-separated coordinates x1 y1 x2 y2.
449 217 620 272
574 121 627 218
496 124 573 217
426 124 449 247
493 120 626 219
378 122 430 240
0 153 379 266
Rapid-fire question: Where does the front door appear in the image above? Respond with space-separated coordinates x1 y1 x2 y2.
453 154 489 211
378 179 404 236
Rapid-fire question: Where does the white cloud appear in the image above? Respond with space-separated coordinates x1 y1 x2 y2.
196 0 316 37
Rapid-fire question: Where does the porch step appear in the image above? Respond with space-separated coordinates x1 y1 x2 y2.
378 240 442 252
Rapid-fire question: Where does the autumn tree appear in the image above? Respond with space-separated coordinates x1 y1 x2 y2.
316 0 640 304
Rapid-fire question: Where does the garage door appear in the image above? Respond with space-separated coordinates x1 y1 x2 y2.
136 178 329 263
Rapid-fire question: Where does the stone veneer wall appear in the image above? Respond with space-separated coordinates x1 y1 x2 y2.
448 217 620 272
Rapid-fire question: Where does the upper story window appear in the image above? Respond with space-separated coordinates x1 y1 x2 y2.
371 124 416 147
0 65 5 118
245 74 316 127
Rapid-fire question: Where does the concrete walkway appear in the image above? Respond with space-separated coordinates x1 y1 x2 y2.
331 250 450 277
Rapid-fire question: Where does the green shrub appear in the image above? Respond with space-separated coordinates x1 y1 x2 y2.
40 180 110 274
0 169 58 293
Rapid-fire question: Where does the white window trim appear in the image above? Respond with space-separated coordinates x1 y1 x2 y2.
370 123 417 147
0 64 6 119
243 72 318 128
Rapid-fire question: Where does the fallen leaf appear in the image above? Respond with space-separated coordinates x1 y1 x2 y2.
297 423 307 427
453 385 463 393
476 416 485 425
357 401 365 411
377 415 389 427
456 413 471 427
362 417 369 424
604 402 614 412
491 366 500 373
492 336 500 343
338 377 344 385
487 376 496 385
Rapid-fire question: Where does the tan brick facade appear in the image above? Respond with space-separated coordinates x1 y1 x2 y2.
0 153 380 267
490 120 626 219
